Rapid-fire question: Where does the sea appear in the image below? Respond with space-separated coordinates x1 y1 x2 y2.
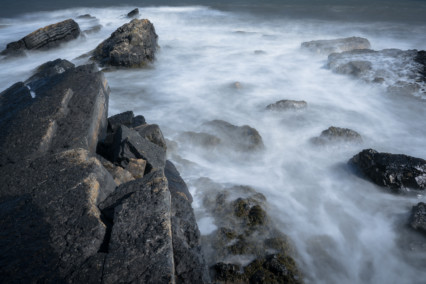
1 1 425 283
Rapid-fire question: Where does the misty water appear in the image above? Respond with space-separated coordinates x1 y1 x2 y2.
1 3 426 283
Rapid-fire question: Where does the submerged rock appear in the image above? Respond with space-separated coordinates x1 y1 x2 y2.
92 19 158 68
311 126 362 145
266 100 307 111
134 123 167 150
178 131 222 148
410 202 426 235
1 19 80 57
127 8 140 18
349 149 426 192
301 36 371 55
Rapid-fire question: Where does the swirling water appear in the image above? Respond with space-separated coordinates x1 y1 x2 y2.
1 3 426 283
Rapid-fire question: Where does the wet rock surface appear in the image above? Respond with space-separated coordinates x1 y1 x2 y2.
410 202 426 235
311 126 362 145
127 8 140 18
266 100 307 111
349 149 426 192
1 19 80 57
92 19 158 68
195 179 303 283
301 36 371 55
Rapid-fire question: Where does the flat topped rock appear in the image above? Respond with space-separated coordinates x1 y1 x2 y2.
349 149 426 192
1 19 80 57
92 19 158 68
312 126 362 145
266 100 307 111
301 36 371 55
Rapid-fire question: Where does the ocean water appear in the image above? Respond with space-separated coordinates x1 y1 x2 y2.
1 2 426 283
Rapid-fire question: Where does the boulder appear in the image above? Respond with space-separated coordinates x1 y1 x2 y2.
0 149 116 282
266 100 307 111
107 110 146 132
92 19 158 67
1 19 80 57
127 8 140 18
311 126 362 145
134 123 167 150
203 120 264 152
178 131 221 148
410 202 426 235
414 50 426 82
301 36 371 55
349 149 426 192
0 60 109 166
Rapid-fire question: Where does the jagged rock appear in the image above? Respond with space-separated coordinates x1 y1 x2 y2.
0 149 116 282
111 125 166 172
127 8 140 18
92 19 158 67
311 126 362 145
1 19 80 57
349 149 426 192
410 203 426 235
134 123 167 150
301 36 371 55
108 110 146 131
203 120 264 152
178 131 221 148
333 60 372 76
0 61 109 166
415 50 426 82
266 100 307 111
126 158 146 179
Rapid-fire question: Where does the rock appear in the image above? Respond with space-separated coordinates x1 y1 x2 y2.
165 160 193 204
108 110 146 131
203 120 264 152
111 125 166 172
92 19 158 68
25 58 75 88
410 203 426 235
178 131 221 148
0 61 109 166
134 123 167 150
77 14 96 20
127 8 140 18
0 149 116 282
311 126 362 145
349 149 426 192
333 60 372 76
301 36 371 55
84 24 102 34
1 19 80 57
415 50 426 82
266 100 307 111
126 158 146 179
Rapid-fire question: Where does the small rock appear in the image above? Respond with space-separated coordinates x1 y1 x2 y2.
410 202 426 235
84 24 102 34
178 131 221 148
301 36 371 55
77 14 96 19
134 123 167 150
127 8 140 18
266 100 307 111
333 60 372 76
126 158 146 179
311 126 362 145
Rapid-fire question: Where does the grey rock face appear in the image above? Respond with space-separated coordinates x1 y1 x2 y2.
108 110 145 131
266 100 307 111
0 60 109 166
0 149 116 283
203 120 264 152
127 8 140 18
410 203 426 235
134 123 167 150
349 149 426 192
178 131 221 148
1 19 80 57
92 19 158 67
311 126 362 145
301 36 371 55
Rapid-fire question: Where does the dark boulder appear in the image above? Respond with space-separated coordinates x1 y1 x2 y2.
107 110 146 132
127 8 140 18
134 123 167 150
410 202 426 235
415 50 426 82
349 149 426 192
1 19 80 57
266 100 307 111
203 120 264 152
301 36 371 55
92 19 158 68
311 126 362 145
0 149 116 282
0 61 109 166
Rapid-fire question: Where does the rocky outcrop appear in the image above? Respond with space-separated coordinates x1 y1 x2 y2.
349 149 426 192
266 100 307 111
0 61 209 282
311 126 362 145
92 19 158 68
327 49 426 97
410 202 426 235
203 120 264 152
1 19 80 57
301 37 371 55
127 8 140 18
195 179 303 283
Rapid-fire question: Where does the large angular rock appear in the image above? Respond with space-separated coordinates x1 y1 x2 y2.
0 149 116 282
1 19 80 57
92 19 158 67
134 123 167 150
349 149 426 192
311 126 362 145
410 202 426 235
107 110 146 132
0 60 109 166
301 36 371 55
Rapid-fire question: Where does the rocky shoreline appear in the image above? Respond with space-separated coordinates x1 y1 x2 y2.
1 11 426 284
